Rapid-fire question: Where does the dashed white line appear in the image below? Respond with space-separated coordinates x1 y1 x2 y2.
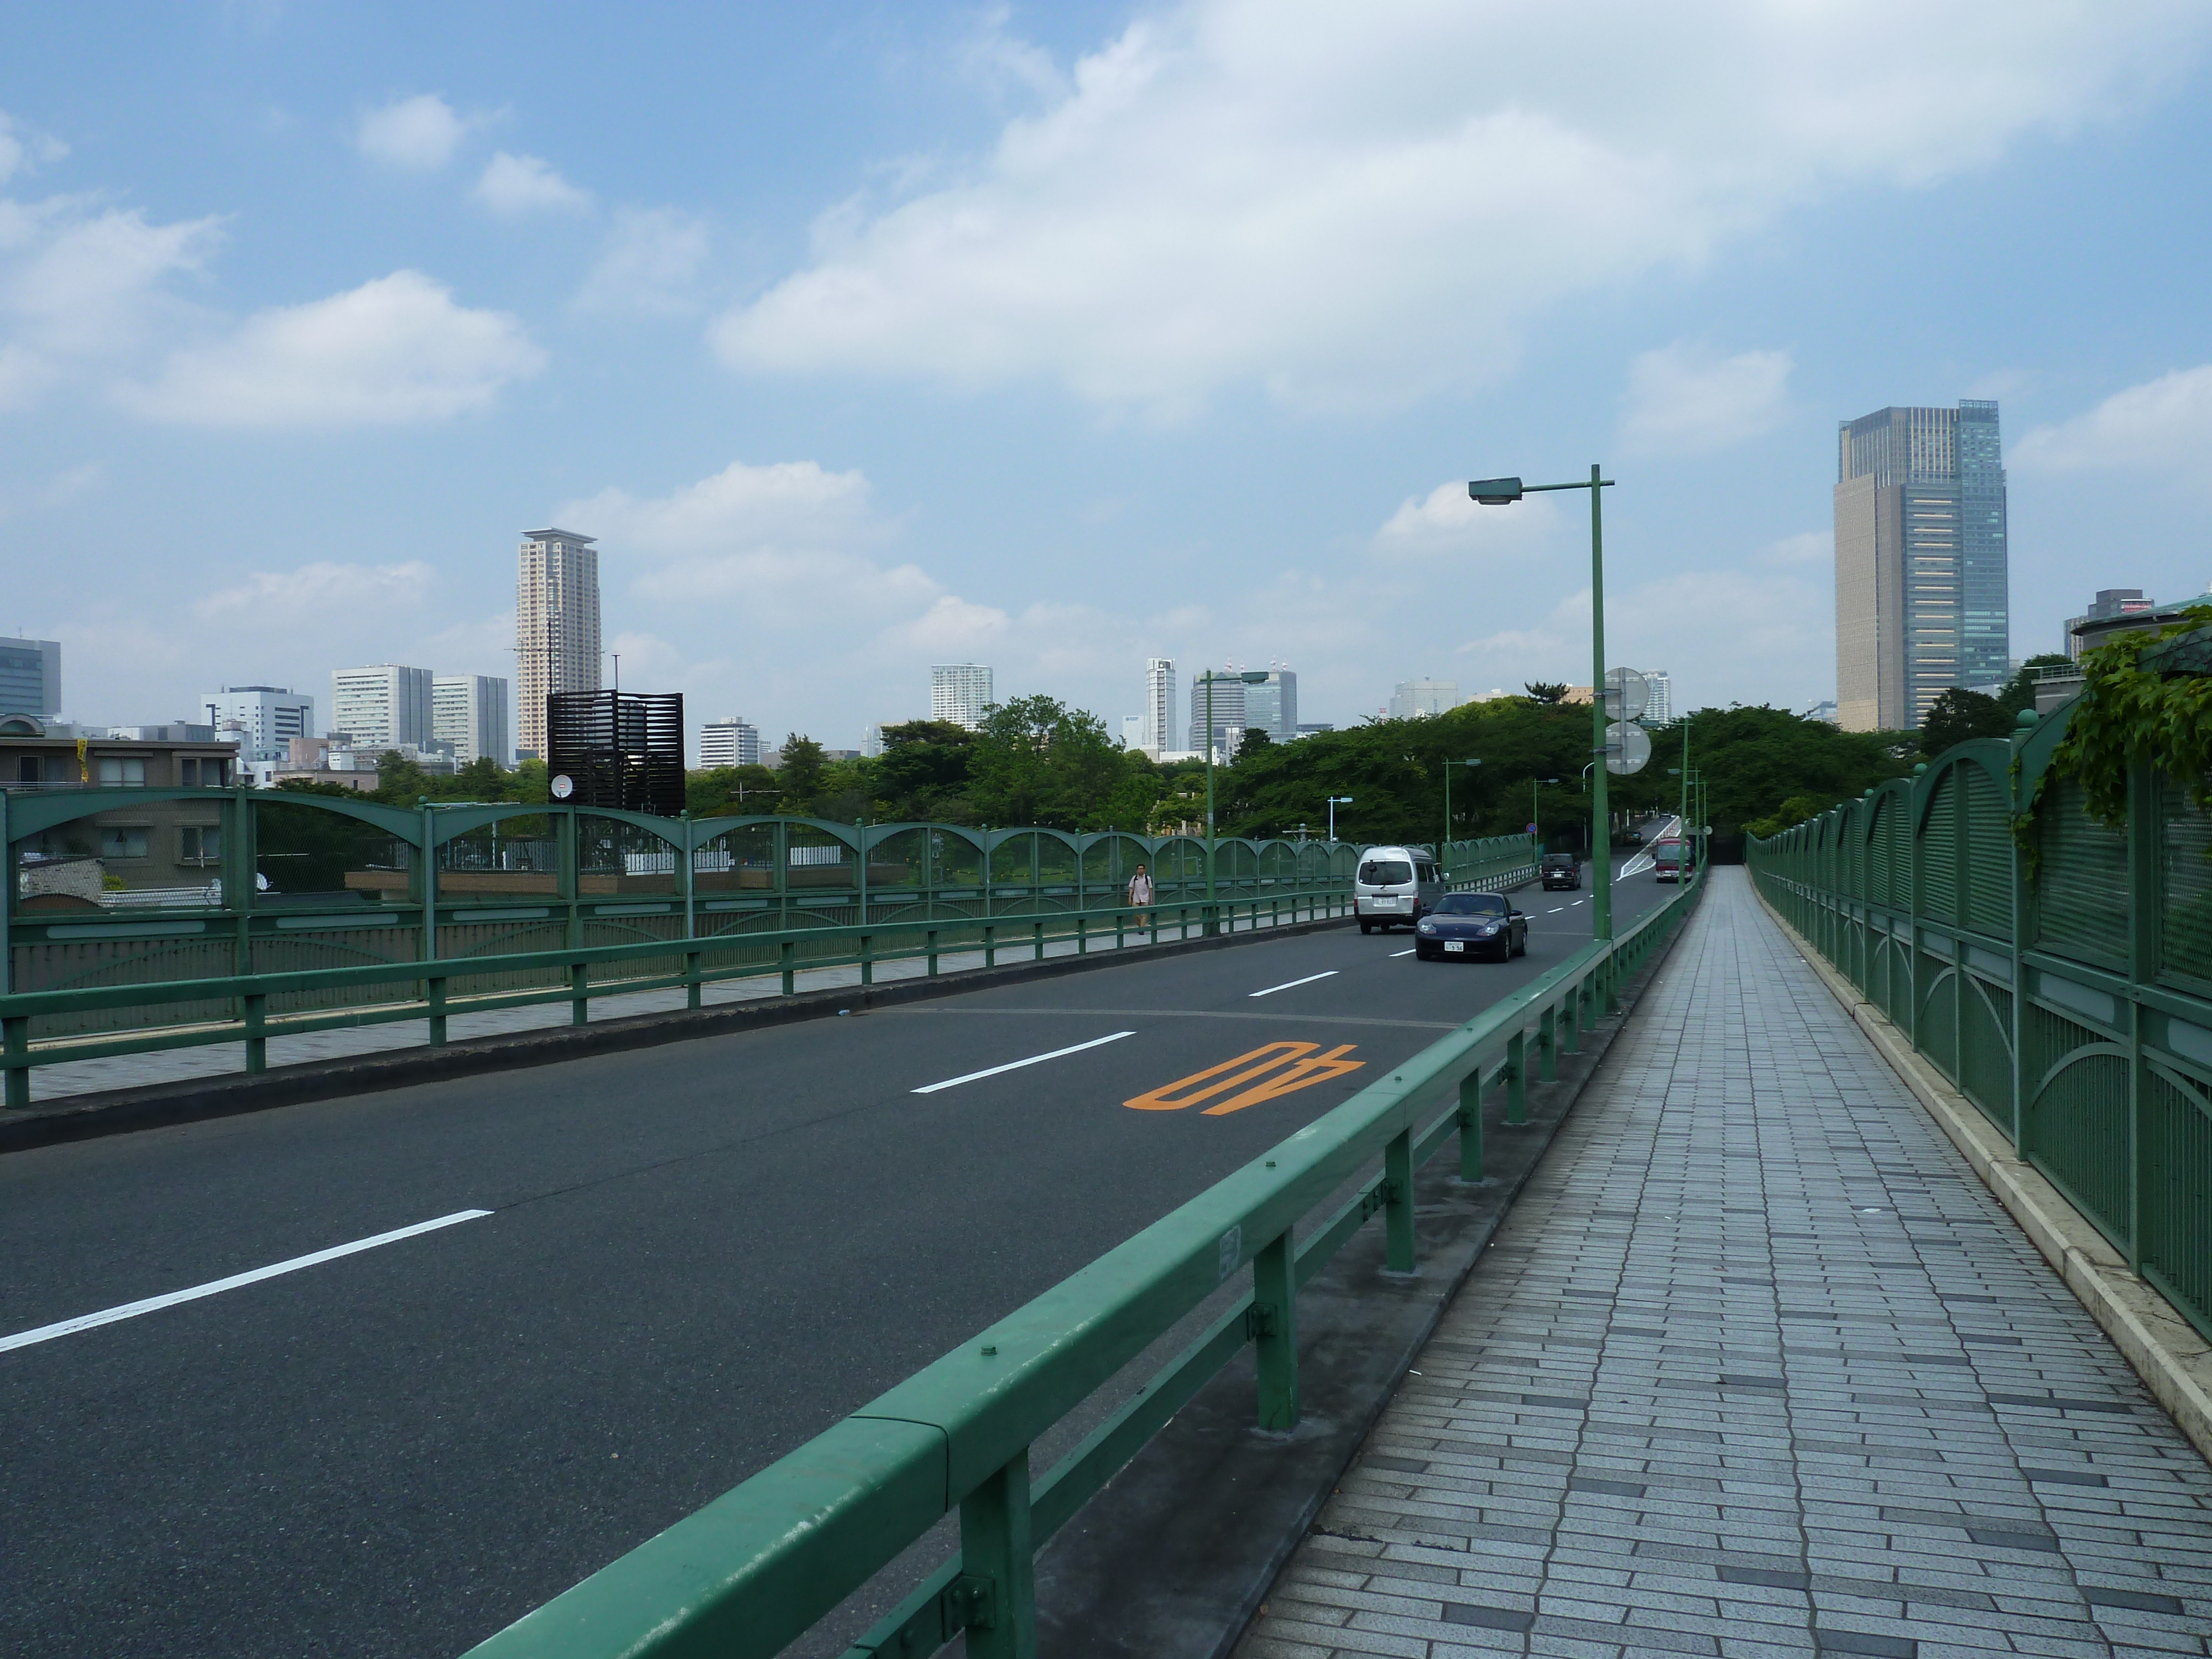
1389 948 1416 957
1547 907 1564 914
0 1209 494 1355
912 1031 1135 1094
1249 969 1341 999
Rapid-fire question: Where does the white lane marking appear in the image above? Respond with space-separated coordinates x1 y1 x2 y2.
1389 949 1416 958
0 1209 493 1355
912 1031 1135 1094
1547 907 1564 914
1248 970 1341 999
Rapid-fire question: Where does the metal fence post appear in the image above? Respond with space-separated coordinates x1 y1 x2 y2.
1457 1070 1484 1182
1077 915 1088 956
1561 985 1580 1054
425 976 446 1048
1504 1029 1526 1125
685 950 702 1011
957 1451 1037 1659
927 928 941 977
860 933 873 988
1032 919 1044 962
985 924 997 968
2 1014 25 1110
570 962 588 1026
780 939 795 997
1384 1127 1416 1272
1252 1229 1298 1431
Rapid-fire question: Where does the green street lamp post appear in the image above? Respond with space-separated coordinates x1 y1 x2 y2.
1442 758 1481 875
1199 667 1270 935
1470 465 1615 939
1326 795 1353 843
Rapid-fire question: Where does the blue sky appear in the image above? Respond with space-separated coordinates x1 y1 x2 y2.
6 1 2211 753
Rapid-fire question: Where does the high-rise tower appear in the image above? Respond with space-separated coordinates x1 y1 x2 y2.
1141 657 1176 753
930 664 993 730
1834 401 2008 731
517 528 602 759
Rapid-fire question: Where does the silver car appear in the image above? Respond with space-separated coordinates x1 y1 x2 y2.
1354 844 1443 933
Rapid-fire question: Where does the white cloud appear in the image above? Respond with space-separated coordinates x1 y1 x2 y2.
1760 530 1828 566
0 109 67 186
193 560 435 624
558 458 882 556
1374 479 1561 557
712 0 2209 415
473 152 592 217
1619 343 1792 455
0 196 223 410
2013 365 2212 481
575 207 711 315
889 594 1015 653
122 270 545 426
356 94 473 170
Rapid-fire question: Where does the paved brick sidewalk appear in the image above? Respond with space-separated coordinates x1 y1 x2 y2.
1240 869 2212 1659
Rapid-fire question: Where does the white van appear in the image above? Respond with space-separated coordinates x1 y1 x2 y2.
1354 844 1444 933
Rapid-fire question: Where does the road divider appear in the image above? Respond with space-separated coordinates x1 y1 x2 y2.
1248 970 1339 999
1124 1041 1365 1117
911 1032 1135 1095
0 1209 493 1355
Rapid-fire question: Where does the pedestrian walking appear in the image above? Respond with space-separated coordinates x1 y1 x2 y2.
1127 862 1154 928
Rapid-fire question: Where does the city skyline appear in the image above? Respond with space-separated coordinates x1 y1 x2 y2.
6 7 2209 745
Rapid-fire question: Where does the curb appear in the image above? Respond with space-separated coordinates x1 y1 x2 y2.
1037 884 1707 1659
1753 884 2212 1469
1 912 1357 1155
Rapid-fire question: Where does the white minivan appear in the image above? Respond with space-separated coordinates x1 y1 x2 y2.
1354 844 1444 933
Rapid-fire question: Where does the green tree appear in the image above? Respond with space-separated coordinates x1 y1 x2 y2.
686 764 780 817
775 736 828 816
967 695 1127 829
1918 687 2013 757
877 720 978 821
1523 682 1569 705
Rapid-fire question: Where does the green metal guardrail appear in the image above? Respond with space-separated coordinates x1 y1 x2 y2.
455 870 1702 1659
0 891 1345 1108
1746 700 2212 1341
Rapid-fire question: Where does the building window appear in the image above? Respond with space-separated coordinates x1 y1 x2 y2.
100 826 149 859
16 757 37 784
180 758 199 786
95 757 148 786
180 826 222 865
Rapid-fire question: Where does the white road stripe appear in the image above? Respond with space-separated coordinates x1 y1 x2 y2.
1249 970 1340 998
1389 949 1416 958
912 1031 1135 1094
1547 907 1564 914
0 1209 493 1355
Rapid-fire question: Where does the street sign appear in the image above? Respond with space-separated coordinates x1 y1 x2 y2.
1605 722 1651 775
1526 822 1538 834
1603 666 1651 723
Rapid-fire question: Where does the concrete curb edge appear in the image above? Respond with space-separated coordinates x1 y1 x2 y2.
1752 881 2212 1469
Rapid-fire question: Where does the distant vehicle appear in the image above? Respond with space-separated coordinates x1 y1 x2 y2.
1415 891 1528 962
1652 837 1692 883
1540 853 1580 890
1355 845 1443 933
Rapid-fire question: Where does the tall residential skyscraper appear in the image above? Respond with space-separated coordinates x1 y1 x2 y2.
200 686 315 763
1389 678 1459 720
1141 656 1176 753
699 716 761 768
432 675 510 765
930 664 993 730
1834 401 2009 731
1640 669 1672 725
517 528 602 759
1243 669 1298 740
330 665 433 751
0 637 61 717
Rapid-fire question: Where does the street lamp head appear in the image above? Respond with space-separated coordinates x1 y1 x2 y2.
1468 476 1524 506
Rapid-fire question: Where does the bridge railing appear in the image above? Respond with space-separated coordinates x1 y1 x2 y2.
0 891 1343 1108
1442 832 1540 892
0 792 1370 1105
1746 698 2212 1342
456 870 1702 1659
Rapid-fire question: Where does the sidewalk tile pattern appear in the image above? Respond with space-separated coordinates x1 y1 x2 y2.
1239 870 2212 1659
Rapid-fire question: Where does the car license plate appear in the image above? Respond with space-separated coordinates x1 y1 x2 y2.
1444 941 1464 953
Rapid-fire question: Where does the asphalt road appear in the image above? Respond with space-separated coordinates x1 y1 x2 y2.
0 863 1674 1658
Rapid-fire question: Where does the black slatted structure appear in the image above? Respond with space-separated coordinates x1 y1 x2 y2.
546 691 685 816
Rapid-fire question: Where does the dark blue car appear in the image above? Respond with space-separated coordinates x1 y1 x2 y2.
1413 891 1528 962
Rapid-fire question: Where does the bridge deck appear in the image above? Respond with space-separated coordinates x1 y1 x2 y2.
1242 870 2212 1659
